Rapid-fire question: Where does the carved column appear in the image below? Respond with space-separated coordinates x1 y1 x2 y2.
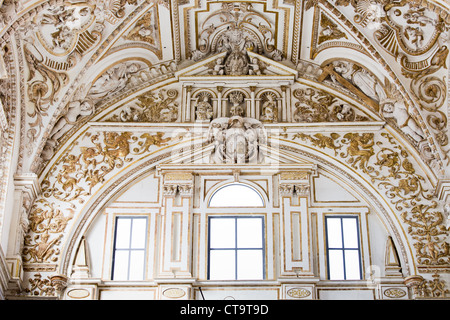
217 86 223 118
404 275 425 299
281 85 287 122
157 171 194 281
250 86 256 118
184 85 193 122
6 173 40 293
278 170 314 278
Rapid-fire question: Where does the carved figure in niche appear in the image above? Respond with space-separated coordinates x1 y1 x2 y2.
207 116 266 164
228 91 245 117
260 93 278 123
195 94 213 121
332 61 386 102
381 101 425 143
212 58 225 75
48 99 94 143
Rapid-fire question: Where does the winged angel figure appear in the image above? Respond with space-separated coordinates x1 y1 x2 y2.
207 116 267 164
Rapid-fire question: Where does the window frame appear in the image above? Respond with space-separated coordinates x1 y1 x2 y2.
111 216 148 281
207 215 266 280
208 183 265 208
325 215 362 280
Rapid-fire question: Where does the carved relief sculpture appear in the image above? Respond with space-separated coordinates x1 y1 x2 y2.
260 92 278 123
207 116 266 164
107 89 179 123
195 93 213 121
228 91 245 117
293 87 369 122
191 2 282 62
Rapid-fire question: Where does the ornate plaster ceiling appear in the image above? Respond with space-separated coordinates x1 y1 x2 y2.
0 0 449 182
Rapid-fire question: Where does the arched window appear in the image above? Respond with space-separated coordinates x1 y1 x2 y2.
207 183 265 280
209 183 264 207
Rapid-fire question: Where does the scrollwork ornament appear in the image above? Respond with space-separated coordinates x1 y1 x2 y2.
41 131 174 206
410 75 449 161
25 273 56 297
292 131 449 266
22 200 73 263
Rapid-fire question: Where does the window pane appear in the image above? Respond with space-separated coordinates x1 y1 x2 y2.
128 250 145 280
210 218 235 248
328 250 345 280
237 218 263 248
326 218 342 248
209 184 263 207
112 250 129 280
237 250 263 280
115 218 131 249
344 250 361 280
342 218 359 249
131 218 147 249
209 250 235 280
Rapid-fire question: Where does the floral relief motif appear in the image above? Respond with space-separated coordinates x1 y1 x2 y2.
42 131 172 204
292 132 449 266
23 200 73 263
318 13 348 44
24 273 56 297
23 130 175 265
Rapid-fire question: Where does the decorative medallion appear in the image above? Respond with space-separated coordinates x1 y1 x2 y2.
163 288 186 299
286 288 311 299
383 288 407 299
67 288 90 299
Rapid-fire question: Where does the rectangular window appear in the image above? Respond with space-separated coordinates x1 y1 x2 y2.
208 216 265 280
112 216 148 280
325 216 362 280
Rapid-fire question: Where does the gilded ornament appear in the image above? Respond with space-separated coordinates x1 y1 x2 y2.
107 89 179 123
383 288 407 298
43 131 172 203
286 288 311 298
293 132 449 266
25 273 56 297
126 9 158 45
318 13 348 44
